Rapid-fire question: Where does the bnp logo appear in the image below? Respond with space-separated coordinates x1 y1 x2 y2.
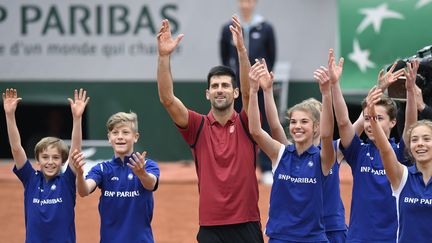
0 3 181 36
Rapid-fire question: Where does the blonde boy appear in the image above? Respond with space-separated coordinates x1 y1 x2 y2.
73 111 160 243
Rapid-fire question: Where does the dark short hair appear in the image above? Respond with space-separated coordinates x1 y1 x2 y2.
207 65 237 89
361 94 397 120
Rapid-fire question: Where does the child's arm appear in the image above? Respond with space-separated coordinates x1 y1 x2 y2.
414 84 430 115
67 89 90 174
349 61 402 137
248 60 283 165
367 87 404 189
375 61 404 139
336 112 363 164
353 111 365 136
156 19 188 128
328 49 354 149
2 89 27 169
402 60 420 144
314 67 336 175
260 59 290 145
230 15 251 113
128 151 157 191
70 150 97 197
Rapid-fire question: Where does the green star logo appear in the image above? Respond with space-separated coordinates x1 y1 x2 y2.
339 0 432 93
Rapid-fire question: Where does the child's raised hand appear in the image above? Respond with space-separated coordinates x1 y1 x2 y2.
128 151 148 176
254 58 274 91
377 62 404 90
157 19 184 57
68 88 90 119
414 84 425 111
404 59 419 92
248 60 265 93
328 48 344 85
2 88 22 115
70 149 86 175
314 66 331 95
365 86 382 121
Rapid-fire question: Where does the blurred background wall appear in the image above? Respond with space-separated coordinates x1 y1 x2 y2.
0 0 430 161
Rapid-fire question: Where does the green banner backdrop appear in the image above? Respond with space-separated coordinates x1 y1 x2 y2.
338 0 432 93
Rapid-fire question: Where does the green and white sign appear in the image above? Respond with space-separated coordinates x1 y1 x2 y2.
339 0 432 93
0 0 339 82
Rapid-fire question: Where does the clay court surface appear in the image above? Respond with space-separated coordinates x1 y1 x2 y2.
0 161 353 243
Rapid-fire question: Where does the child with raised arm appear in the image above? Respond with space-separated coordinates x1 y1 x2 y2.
260 59 365 242
3 88 89 243
248 59 335 242
330 47 418 242
74 111 160 243
367 60 431 243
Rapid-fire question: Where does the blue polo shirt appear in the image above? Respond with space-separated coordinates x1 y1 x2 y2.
86 154 160 243
322 141 346 233
393 165 432 243
323 160 346 232
13 160 76 243
266 144 328 242
340 134 405 242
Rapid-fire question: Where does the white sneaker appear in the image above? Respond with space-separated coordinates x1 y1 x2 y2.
261 171 273 185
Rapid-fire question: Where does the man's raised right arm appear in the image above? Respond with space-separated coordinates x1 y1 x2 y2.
157 19 189 128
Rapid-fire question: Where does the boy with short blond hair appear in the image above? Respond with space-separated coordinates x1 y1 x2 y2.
3 88 89 243
74 111 160 243
106 111 138 132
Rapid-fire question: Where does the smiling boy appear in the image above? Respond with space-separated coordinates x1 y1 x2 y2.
3 88 89 243
74 111 160 243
